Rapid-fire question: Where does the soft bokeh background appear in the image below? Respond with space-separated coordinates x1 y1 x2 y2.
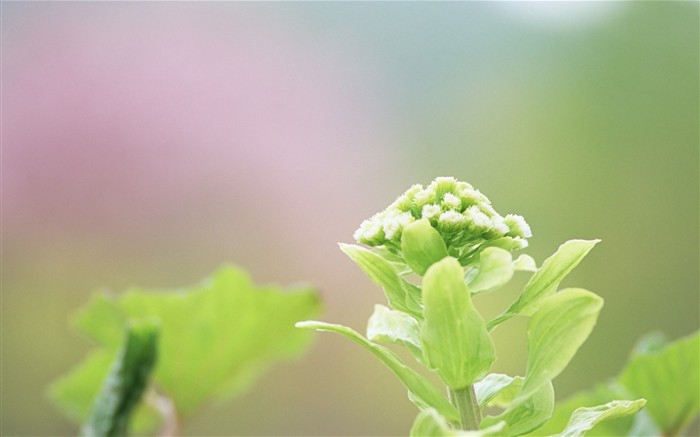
3 2 698 436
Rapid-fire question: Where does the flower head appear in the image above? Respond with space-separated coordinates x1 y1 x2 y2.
353 177 532 254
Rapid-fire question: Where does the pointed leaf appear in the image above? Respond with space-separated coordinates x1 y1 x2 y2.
340 243 423 317
488 239 599 330
467 247 514 294
481 381 555 437
296 321 458 422
518 288 603 403
421 257 495 389
619 331 699 436
554 399 647 437
401 219 449 276
526 383 637 437
367 304 423 362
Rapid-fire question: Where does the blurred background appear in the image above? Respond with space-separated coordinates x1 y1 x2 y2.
2 2 698 435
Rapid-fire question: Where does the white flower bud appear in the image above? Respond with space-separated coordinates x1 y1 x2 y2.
442 193 462 210
505 214 532 239
413 187 436 207
353 216 384 245
421 204 442 220
490 214 510 236
464 205 491 233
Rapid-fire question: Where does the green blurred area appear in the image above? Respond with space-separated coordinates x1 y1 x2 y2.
2 2 698 436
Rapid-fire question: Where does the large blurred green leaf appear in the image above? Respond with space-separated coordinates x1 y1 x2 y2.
421 257 495 389
619 331 699 436
518 288 603 404
51 265 320 425
82 320 159 437
488 240 599 330
296 321 458 423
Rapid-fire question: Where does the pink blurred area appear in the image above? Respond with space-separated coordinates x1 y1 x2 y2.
5 4 391 254
3 4 403 435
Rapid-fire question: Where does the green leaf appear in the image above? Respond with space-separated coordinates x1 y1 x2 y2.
367 304 423 362
401 219 449 276
488 239 599 330
481 381 555 437
553 399 647 437
619 331 699 436
630 330 668 356
421 257 495 389
515 288 602 404
52 265 320 424
340 243 423 318
82 320 159 437
411 408 506 437
474 373 524 409
296 321 458 422
466 247 514 294
513 254 537 272
411 408 456 437
526 383 636 437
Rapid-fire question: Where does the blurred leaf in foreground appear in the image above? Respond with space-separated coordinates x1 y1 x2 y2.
50 265 320 431
531 330 699 436
619 331 699 436
82 320 159 437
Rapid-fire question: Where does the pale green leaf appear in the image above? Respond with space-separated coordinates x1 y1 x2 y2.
411 408 455 437
553 399 646 437
513 254 537 272
367 304 423 361
411 409 505 437
517 288 602 404
340 243 423 318
296 321 458 422
482 381 555 437
402 219 449 276
488 240 599 330
526 383 636 437
82 320 159 437
54 265 320 423
421 257 495 389
474 373 524 409
466 247 514 294
619 331 699 436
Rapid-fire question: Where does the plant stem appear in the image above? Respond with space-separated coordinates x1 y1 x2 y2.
450 385 481 430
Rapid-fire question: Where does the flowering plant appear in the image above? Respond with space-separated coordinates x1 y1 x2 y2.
299 177 668 436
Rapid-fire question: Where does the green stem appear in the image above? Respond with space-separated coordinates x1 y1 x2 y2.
450 385 481 430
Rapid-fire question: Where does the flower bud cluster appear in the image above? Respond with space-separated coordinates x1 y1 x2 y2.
353 177 531 251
